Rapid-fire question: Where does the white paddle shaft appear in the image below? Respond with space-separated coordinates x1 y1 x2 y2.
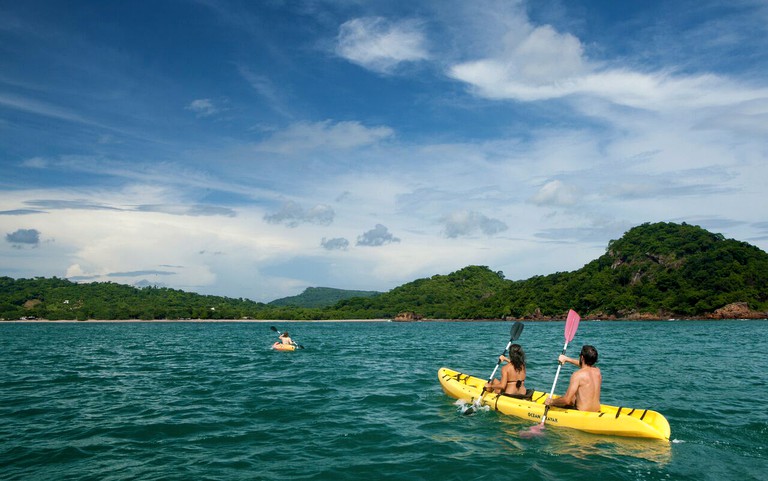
540 341 570 425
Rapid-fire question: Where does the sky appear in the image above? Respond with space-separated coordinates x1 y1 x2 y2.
2 0 767 303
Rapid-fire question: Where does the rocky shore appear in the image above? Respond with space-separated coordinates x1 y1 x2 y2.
394 302 768 322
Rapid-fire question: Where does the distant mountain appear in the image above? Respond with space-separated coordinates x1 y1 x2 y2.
325 222 768 319
268 287 381 308
3 222 767 320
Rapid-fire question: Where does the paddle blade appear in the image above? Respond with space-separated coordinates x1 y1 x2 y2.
270 326 278 332
520 423 546 438
510 321 524 341
564 309 580 342
460 398 486 416
456 399 476 415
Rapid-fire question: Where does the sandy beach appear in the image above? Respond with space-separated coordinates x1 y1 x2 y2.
2 318 394 323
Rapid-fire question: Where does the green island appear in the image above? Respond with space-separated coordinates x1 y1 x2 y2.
2 222 767 321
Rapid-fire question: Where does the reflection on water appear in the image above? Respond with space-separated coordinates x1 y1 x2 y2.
497 416 672 464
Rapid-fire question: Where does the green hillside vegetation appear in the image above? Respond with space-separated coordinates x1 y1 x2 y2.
326 266 509 319
268 287 381 308
0 277 268 321
2 222 767 321
495 222 768 318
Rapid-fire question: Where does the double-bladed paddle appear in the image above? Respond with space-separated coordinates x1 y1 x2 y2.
522 309 580 436
462 321 524 415
270 325 304 349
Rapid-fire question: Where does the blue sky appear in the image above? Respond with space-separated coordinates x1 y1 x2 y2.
2 0 767 302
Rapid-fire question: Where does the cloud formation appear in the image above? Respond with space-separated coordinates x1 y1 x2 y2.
255 120 394 154
356 224 401 246
529 180 579 207
6 228 40 246
336 17 429 73
108 270 176 278
186 98 219 117
441 210 508 238
264 201 335 228
2 1 767 303
321 237 350 250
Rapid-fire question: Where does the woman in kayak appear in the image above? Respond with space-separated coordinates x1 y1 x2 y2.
485 344 528 397
278 332 293 345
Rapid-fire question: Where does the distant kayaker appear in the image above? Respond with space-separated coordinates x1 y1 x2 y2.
279 332 294 345
545 345 602 412
484 344 528 398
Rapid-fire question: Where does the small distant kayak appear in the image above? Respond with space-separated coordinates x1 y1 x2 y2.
272 342 296 351
438 367 670 440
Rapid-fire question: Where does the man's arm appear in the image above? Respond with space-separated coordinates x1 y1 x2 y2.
546 372 580 407
558 354 579 366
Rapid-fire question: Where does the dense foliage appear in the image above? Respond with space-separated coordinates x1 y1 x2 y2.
268 287 381 308
494 222 768 317
2 222 767 320
326 266 508 319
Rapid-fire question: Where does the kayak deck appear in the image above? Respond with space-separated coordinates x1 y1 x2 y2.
272 342 296 351
438 367 670 440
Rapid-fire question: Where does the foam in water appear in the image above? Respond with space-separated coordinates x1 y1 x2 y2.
455 399 488 414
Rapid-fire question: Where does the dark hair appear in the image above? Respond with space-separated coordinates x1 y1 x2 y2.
580 345 598 366
508 344 526 371
281 332 289 337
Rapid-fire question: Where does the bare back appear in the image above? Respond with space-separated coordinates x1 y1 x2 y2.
569 365 602 412
500 363 526 396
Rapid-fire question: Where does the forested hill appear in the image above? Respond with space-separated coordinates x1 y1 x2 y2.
268 287 381 308
2 222 767 320
325 222 768 319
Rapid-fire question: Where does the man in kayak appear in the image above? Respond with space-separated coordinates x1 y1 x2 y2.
484 344 529 398
544 345 601 412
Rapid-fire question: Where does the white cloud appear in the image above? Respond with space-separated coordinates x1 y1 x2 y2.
186 98 219 117
321 237 349 250
254 120 394 154
3 1 768 304
5 228 40 246
447 19 768 115
440 210 508 238
530 180 579 207
21 157 48 168
264 201 335 228
356 224 401 246
336 17 429 73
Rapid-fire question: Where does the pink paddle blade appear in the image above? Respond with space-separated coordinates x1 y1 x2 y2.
564 309 580 342
519 423 546 438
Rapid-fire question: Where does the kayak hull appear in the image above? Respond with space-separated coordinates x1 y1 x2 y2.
438 367 670 440
272 342 296 351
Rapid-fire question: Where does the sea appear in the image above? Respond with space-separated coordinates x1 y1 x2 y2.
1 319 766 481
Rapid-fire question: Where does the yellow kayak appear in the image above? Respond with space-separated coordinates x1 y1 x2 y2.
438 367 670 440
272 342 296 351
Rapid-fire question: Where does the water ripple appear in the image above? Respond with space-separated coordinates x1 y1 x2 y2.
1 320 767 480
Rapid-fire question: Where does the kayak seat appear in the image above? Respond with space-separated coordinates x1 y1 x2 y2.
501 389 534 401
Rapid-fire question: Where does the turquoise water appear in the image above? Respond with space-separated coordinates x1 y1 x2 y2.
1 320 766 481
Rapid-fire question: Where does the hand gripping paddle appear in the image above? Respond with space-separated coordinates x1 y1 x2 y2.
521 309 580 436
462 321 524 415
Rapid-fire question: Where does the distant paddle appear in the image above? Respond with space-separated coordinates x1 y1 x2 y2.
270 325 304 349
521 309 580 437
462 321 524 415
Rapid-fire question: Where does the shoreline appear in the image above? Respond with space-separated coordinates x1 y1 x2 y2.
3 317 766 323
1 318 394 323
